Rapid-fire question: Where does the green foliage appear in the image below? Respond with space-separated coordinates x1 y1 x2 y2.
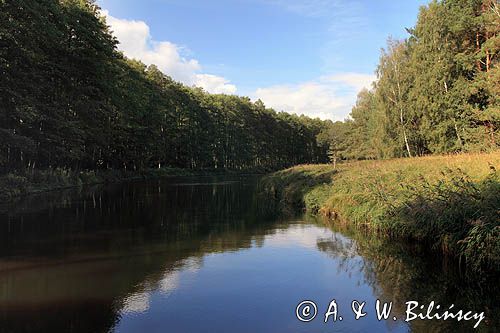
386 168 500 270
2 0 497 176
0 0 330 176
262 152 500 272
259 165 337 215
317 0 499 160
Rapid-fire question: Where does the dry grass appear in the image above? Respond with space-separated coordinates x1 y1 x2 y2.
263 151 500 271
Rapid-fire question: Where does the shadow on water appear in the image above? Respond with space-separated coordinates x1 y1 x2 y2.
0 175 279 333
0 176 497 332
312 217 500 332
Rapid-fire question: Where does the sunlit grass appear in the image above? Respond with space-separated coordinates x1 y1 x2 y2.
263 151 500 271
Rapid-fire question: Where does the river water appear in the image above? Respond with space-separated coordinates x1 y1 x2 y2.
0 176 497 332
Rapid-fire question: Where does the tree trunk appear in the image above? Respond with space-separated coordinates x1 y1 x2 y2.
444 81 463 147
400 109 412 158
476 31 482 71
486 49 490 72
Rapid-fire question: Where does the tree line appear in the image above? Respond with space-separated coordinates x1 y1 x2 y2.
1 0 498 176
319 0 499 161
0 0 330 174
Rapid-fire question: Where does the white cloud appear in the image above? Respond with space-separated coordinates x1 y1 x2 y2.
101 7 375 120
326 73 376 93
103 10 236 94
195 74 237 94
254 73 375 121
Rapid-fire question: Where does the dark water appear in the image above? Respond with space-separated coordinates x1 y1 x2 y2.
0 176 498 333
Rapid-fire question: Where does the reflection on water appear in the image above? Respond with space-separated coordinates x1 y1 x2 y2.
0 176 497 332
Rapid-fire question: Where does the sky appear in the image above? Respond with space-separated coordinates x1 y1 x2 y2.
97 0 429 121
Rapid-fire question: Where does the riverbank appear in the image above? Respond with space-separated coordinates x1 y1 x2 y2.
261 151 500 272
0 167 259 202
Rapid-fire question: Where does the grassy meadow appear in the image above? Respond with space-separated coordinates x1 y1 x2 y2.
261 151 500 272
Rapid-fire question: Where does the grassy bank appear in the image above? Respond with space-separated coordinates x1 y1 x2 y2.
261 152 500 272
0 167 250 202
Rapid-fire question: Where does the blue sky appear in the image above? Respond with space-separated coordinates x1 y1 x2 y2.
98 0 429 120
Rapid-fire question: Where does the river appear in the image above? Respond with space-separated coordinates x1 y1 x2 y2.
0 176 497 332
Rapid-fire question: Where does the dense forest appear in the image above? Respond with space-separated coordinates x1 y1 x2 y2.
0 0 330 174
319 0 499 161
1 0 499 176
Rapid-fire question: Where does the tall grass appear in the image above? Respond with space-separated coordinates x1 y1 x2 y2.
262 152 500 272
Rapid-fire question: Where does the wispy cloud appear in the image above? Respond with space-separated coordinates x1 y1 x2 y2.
252 0 373 120
266 0 358 17
103 10 237 94
264 0 368 41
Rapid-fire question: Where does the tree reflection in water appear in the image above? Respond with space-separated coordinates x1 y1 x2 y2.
0 177 497 333
314 218 499 332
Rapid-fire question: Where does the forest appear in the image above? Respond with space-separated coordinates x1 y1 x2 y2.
0 0 330 174
0 0 499 176
319 0 499 161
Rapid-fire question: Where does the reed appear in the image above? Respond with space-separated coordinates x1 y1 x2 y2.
262 151 500 272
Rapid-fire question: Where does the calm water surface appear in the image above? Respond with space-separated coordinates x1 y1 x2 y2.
0 176 497 332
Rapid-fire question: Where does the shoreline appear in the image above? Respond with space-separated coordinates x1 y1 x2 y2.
261 151 500 272
0 167 264 203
